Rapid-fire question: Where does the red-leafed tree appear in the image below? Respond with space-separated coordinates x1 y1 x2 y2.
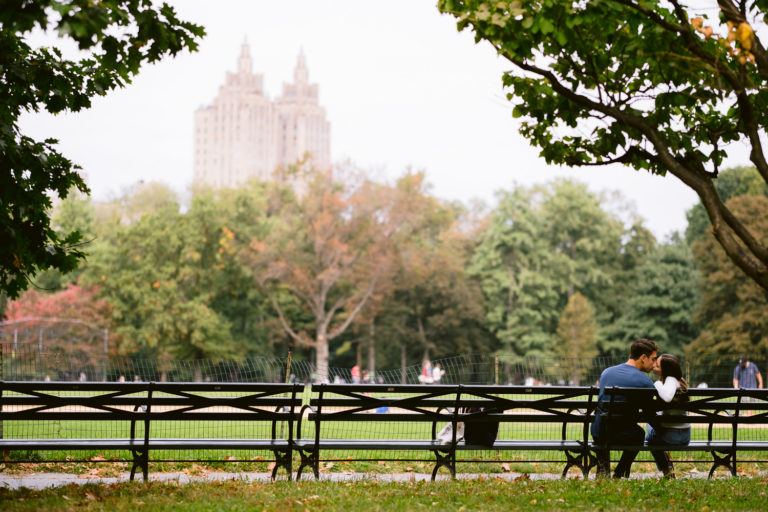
3 284 113 372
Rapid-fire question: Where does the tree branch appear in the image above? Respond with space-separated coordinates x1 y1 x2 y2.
269 295 312 348
328 274 380 341
494 46 768 288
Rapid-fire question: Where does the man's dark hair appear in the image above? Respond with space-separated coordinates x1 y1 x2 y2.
629 338 658 360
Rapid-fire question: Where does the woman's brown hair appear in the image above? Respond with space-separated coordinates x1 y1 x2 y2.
659 354 688 400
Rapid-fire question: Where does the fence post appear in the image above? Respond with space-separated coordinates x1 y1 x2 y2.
284 350 293 384
103 328 109 382
494 355 499 385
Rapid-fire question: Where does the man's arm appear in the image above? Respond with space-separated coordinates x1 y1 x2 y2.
758 371 764 389
733 366 740 389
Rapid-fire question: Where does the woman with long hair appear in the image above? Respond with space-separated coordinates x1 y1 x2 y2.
646 354 690 478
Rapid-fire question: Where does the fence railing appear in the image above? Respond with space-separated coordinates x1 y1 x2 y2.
0 342 763 388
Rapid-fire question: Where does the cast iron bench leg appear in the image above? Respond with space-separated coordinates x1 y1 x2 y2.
708 450 736 479
271 447 292 481
431 448 456 481
130 448 149 482
296 447 318 481
561 448 589 479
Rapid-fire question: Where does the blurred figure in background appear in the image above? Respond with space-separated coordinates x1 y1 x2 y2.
733 356 763 390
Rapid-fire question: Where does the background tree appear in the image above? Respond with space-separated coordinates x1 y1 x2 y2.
1 1 204 298
607 237 699 356
84 194 238 380
245 172 410 382
470 179 629 360
469 186 557 359
555 292 598 385
439 0 768 291
687 195 768 359
685 166 768 243
4 284 112 371
33 191 97 291
372 187 495 378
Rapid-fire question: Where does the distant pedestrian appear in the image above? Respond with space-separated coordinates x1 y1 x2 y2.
418 360 433 384
432 363 444 384
733 356 763 390
351 364 361 384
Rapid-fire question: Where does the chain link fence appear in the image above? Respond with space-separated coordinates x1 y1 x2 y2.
1 341 764 388
2 317 764 386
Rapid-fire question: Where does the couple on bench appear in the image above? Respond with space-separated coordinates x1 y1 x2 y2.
592 338 690 479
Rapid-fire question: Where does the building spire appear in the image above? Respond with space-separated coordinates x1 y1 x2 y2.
238 37 252 75
293 47 308 84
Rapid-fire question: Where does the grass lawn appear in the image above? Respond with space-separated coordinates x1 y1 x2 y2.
1 477 767 511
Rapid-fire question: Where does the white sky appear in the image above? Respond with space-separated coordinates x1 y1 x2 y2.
19 0 755 238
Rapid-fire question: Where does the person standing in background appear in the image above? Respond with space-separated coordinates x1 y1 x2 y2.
733 356 763 390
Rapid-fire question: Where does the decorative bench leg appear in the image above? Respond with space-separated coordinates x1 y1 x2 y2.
296 448 319 481
431 449 456 481
582 451 597 479
708 450 736 478
130 449 149 482
561 449 590 479
271 448 293 481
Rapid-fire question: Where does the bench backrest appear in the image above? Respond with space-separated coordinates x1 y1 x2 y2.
0 381 303 420
306 384 600 443
602 387 768 425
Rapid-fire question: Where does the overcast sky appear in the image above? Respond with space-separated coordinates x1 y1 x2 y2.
20 0 754 238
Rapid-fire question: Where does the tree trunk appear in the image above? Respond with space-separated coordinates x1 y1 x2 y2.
316 332 329 383
356 340 363 369
417 317 431 363
400 344 407 384
193 364 203 383
367 322 376 381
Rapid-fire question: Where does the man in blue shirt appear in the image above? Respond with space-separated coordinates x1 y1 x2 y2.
591 338 658 478
733 357 763 390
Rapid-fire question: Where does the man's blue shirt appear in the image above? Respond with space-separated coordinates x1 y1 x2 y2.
591 363 654 439
734 363 761 388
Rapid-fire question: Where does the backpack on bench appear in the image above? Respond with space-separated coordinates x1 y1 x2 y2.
461 407 500 447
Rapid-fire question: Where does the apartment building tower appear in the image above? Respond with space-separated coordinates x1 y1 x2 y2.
193 41 331 188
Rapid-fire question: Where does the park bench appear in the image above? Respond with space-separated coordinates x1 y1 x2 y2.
599 386 768 477
295 383 600 480
0 381 303 481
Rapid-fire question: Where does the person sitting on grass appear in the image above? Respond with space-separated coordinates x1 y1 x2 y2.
646 354 690 479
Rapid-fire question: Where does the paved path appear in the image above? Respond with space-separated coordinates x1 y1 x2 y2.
0 469 721 490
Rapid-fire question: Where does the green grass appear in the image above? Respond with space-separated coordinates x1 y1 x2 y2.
4 417 767 474
1 477 768 511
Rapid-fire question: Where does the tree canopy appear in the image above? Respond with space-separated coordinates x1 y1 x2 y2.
469 179 634 360
438 0 768 291
687 194 768 358
1 1 204 298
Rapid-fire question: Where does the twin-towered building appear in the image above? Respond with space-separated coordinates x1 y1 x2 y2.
193 41 331 188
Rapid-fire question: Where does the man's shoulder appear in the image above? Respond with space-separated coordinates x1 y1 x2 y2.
602 363 627 375
602 363 652 387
